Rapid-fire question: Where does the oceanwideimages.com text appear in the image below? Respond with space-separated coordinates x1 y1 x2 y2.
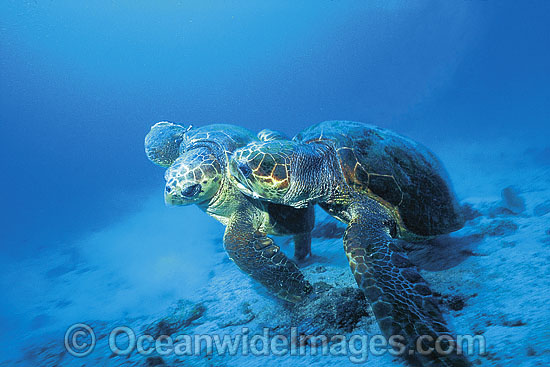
65 323 486 363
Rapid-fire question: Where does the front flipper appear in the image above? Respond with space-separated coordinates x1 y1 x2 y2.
224 210 312 303
345 199 471 366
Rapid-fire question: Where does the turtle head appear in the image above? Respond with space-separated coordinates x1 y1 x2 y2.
145 121 191 167
229 140 298 205
164 145 223 206
230 139 339 208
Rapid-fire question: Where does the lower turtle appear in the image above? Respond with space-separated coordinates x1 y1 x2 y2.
145 122 314 302
229 120 470 366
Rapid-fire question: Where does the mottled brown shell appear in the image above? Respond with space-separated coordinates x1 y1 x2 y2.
295 121 464 237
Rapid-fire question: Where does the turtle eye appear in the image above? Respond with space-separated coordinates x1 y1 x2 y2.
383 219 398 238
238 162 252 178
180 184 201 197
165 185 172 193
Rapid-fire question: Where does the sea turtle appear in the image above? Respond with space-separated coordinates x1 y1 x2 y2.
145 122 314 302
229 121 470 366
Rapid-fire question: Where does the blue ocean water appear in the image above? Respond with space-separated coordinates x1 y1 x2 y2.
1 1 549 366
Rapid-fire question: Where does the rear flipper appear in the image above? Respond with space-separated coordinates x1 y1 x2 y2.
224 210 312 303
345 199 471 367
144 121 189 167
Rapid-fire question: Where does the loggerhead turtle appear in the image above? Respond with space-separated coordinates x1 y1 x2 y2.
145 122 314 302
229 120 470 366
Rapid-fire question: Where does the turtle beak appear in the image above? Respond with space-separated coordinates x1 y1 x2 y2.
164 184 183 206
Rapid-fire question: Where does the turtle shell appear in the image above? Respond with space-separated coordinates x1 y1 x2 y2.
295 120 464 237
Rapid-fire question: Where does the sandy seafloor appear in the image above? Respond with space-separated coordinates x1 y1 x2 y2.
2 139 549 367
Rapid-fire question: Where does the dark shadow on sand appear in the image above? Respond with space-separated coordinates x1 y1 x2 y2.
405 234 485 271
